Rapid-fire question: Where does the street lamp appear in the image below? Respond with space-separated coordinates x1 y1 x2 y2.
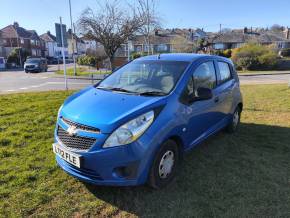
69 0 77 76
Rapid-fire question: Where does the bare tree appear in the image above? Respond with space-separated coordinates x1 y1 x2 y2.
135 0 161 54
270 24 284 32
78 0 146 69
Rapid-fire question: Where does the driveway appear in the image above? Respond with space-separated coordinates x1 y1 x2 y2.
0 67 289 94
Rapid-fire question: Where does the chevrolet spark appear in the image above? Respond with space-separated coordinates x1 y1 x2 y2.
53 54 243 189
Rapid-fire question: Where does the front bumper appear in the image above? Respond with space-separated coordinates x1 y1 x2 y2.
54 129 155 186
25 67 40 72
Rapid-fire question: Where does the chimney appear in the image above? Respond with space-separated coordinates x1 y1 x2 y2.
47 31 50 35
13 22 19 28
243 27 248 34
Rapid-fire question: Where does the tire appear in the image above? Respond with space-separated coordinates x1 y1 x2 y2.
226 106 241 133
148 140 180 189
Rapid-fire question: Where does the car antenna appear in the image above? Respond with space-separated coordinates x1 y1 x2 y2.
158 53 161 59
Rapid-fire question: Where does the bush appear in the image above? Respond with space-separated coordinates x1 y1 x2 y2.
77 55 97 66
231 43 278 70
212 49 232 58
131 52 142 60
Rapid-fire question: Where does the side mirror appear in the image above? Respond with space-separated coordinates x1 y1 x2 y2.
195 87 213 101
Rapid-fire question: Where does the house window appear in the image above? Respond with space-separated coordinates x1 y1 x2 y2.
31 39 35 45
213 43 224 50
20 38 24 44
32 49 37 56
135 45 142 52
156 44 168 52
3 39 7 44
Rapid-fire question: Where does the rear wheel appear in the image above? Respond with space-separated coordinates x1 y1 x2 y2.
226 106 241 133
148 140 179 189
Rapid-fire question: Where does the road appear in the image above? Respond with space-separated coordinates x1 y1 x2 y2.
0 66 290 94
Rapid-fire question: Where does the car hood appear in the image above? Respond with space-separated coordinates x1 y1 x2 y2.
60 86 167 133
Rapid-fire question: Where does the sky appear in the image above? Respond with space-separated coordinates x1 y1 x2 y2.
0 0 290 36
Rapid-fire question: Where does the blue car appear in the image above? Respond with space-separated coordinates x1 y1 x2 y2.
53 54 243 189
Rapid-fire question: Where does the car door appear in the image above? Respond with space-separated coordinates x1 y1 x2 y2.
214 60 235 115
180 60 224 147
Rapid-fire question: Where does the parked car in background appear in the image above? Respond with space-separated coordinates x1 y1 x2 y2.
53 53 243 189
24 57 48 73
0 57 5 69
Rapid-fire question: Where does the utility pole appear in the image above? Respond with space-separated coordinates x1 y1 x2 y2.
17 37 22 67
219 24 222 34
60 17 68 90
69 0 77 76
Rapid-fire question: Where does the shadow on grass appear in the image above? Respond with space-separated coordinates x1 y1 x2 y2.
84 123 290 217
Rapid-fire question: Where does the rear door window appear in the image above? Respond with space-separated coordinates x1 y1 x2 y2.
217 62 232 84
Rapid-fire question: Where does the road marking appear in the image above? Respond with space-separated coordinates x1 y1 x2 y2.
6 89 16 92
19 87 28 90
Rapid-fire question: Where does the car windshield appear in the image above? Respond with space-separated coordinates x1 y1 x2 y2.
26 59 40 64
97 60 189 95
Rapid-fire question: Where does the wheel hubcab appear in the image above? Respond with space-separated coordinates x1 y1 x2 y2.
233 110 239 127
159 150 175 179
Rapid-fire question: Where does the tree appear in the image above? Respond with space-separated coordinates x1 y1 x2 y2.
135 0 161 54
171 35 192 53
78 0 146 69
270 24 284 32
7 48 31 66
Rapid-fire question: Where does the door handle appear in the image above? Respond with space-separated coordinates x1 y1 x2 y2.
214 96 219 103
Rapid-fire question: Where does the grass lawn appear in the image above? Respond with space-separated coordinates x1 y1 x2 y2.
0 85 290 217
55 67 111 76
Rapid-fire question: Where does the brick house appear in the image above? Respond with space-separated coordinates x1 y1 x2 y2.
0 22 45 60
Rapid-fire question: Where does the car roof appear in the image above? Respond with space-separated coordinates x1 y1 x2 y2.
135 53 232 64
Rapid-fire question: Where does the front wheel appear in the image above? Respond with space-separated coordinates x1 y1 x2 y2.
148 140 180 189
226 106 241 133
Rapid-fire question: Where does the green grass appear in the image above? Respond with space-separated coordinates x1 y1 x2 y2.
0 85 290 217
56 67 111 76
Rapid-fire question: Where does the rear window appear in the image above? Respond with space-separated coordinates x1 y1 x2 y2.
218 62 232 84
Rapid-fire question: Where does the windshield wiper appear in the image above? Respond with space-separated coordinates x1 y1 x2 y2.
139 91 166 96
97 86 137 94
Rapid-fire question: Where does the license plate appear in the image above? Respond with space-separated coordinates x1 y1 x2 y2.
52 143 81 168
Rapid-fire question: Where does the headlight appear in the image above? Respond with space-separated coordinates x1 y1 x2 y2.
103 111 154 148
57 104 63 118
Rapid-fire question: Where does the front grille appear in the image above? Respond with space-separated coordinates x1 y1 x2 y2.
61 117 100 133
57 126 96 150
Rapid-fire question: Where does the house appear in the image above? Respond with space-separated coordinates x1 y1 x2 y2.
67 29 86 57
0 22 44 59
126 28 207 55
40 31 68 58
0 30 4 57
210 27 290 50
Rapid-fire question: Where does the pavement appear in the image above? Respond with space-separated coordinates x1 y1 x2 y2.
0 65 290 94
